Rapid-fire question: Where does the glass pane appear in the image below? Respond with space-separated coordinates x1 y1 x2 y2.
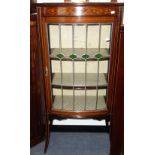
48 23 112 112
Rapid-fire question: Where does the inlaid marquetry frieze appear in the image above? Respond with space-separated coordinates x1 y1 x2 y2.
43 6 119 17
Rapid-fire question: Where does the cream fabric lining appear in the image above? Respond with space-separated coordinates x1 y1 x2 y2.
52 73 107 87
52 96 107 111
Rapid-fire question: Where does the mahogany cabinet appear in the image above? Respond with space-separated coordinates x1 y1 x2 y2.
36 2 124 153
30 1 124 155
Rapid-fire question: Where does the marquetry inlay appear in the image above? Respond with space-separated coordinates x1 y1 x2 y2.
43 6 118 17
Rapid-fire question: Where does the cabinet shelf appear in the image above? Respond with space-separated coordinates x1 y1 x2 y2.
52 95 107 112
50 48 110 61
52 73 108 89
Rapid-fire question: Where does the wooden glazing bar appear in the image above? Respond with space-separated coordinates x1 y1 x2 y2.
72 24 75 111
96 24 102 109
84 24 88 111
59 24 64 109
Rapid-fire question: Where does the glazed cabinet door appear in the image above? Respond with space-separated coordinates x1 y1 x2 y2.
37 4 122 116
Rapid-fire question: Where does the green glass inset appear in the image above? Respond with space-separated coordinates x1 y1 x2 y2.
82 54 90 60
69 53 77 60
95 53 103 60
56 53 64 59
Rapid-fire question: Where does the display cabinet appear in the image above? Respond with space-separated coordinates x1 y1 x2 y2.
36 1 123 153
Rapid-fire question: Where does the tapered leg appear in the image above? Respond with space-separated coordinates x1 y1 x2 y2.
44 117 50 153
106 118 109 128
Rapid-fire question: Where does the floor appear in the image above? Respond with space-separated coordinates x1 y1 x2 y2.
30 132 110 155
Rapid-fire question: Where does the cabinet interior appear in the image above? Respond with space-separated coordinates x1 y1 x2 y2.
48 23 113 112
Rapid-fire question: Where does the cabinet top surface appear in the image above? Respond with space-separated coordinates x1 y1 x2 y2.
36 2 124 7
